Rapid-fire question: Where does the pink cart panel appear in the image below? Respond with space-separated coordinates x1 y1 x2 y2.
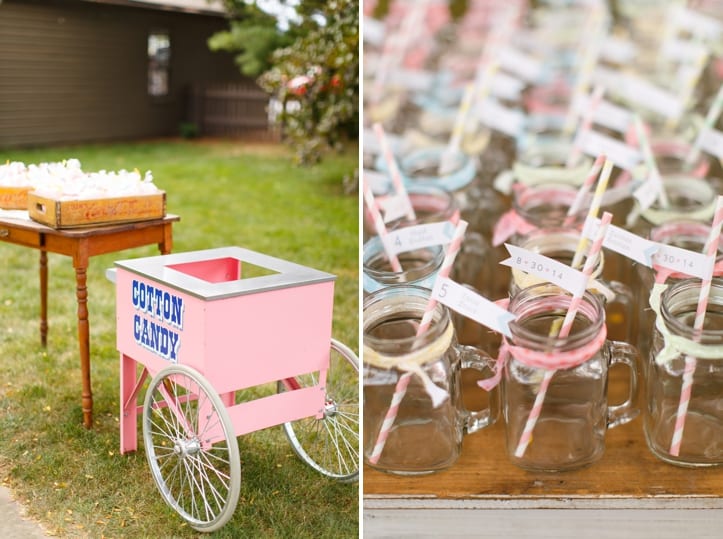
115 246 335 390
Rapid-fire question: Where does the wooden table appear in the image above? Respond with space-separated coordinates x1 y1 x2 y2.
0 213 179 428
364 370 723 538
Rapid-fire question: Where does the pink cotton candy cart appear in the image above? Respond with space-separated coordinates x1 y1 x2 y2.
109 246 358 532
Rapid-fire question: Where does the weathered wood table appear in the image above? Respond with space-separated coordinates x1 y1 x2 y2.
0 213 179 428
364 369 723 538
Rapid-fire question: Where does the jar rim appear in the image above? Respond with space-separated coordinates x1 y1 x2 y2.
660 278 723 342
512 183 584 226
363 236 444 279
650 220 715 243
398 147 477 191
648 176 715 212
363 285 452 361
507 282 604 351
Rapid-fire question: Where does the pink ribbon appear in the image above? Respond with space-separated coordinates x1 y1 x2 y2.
654 260 723 284
478 298 609 391
492 209 537 246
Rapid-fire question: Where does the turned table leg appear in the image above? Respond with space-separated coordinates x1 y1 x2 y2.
74 261 93 429
40 250 48 347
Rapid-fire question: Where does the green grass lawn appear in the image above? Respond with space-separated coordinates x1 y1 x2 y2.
0 139 359 538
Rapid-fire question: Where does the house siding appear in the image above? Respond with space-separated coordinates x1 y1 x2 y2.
0 0 250 148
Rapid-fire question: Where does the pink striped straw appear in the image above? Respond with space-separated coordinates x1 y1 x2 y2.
514 212 613 458
373 122 416 221
669 195 723 456
363 177 402 273
370 3 427 103
563 154 606 228
368 219 468 465
566 85 605 168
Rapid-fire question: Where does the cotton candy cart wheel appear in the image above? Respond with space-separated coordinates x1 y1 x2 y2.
278 338 359 483
143 364 241 532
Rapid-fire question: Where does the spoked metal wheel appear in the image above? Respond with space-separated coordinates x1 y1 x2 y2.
143 365 241 532
278 338 359 483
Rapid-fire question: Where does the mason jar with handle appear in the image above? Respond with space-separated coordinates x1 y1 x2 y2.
363 285 499 475
645 277 723 467
485 283 639 472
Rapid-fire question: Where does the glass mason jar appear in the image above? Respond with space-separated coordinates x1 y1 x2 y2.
511 135 592 191
651 138 710 179
493 182 586 248
489 182 587 302
635 221 723 368
397 146 504 239
508 228 635 344
645 278 723 467
363 285 499 475
630 176 717 240
362 184 458 243
362 235 444 295
502 131 634 231
500 283 639 472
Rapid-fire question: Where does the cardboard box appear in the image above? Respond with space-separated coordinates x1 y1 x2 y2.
28 191 166 228
0 186 32 210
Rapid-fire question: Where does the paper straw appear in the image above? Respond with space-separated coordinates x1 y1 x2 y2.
370 2 428 103
514 211 613 458
368 220 468 465
564 154 606 228
634 115 670 208
669 195 723 456
566 85 605 168
363 179 402 273
439 83 476 175
416 220 468 335
685 85 723 167
475 59 500 106
373 122 416 221
562 5 605 134
457 8 509 138
570 158 613 269
466 60 500 137
667 47 709 130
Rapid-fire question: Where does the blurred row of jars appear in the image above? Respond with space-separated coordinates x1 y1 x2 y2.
361 0 723 474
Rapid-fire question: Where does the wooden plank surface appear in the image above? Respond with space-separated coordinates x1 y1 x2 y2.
364 372 723 500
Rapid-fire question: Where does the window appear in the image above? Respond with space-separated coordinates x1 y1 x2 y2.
148 31 170 97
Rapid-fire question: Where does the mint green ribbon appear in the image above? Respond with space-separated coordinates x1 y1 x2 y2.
649 282 723 364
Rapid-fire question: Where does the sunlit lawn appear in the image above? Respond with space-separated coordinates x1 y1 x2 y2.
0 138 359 538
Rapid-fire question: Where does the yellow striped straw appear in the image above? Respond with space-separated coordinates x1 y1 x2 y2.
570 158 613 270
448 83 476 156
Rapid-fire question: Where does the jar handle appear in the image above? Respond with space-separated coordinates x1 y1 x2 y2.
606 340 639 429
458 345 499 434
604 280 637 345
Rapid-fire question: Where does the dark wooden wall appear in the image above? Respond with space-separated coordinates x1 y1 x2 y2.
189 81 277 139
0 0 255 148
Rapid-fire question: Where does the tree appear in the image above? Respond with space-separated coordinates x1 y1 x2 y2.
208 3 296 77
210 1 359 166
